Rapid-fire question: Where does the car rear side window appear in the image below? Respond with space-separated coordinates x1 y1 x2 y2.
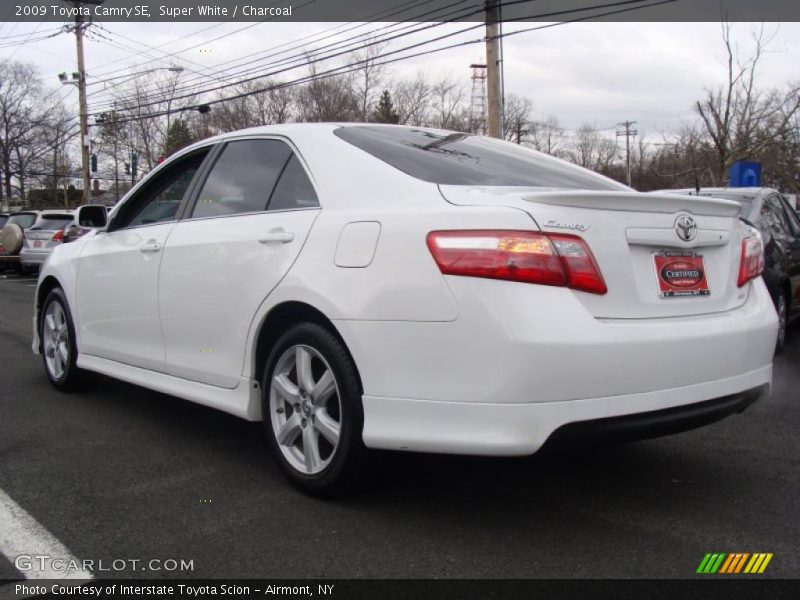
31 215 73 231
8 214 36 229
192 139 293 219
334 125 626 190
267 155 319 211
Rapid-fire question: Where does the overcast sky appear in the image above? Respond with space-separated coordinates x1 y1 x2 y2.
1 19 798 143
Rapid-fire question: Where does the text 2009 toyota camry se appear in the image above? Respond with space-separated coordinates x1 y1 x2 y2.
32 124 777 495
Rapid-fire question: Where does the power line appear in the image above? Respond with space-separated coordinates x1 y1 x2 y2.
91 0 508 113
87 0 319 80
88 0 474 111
103 0 673 127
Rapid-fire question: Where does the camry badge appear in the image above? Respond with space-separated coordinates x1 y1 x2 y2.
544 220 590 232
675 215 697 242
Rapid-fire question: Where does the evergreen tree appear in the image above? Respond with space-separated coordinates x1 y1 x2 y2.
164 119 194 156
371 90 400 124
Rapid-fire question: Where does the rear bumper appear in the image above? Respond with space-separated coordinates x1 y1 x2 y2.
361 366 772 455
540 383 766 451
19 248 50 266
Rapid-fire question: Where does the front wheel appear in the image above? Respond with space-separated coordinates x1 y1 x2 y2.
262 322 368 497
40 288 83 391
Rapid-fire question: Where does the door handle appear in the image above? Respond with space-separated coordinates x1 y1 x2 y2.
140 240 161 253
258 230 295 244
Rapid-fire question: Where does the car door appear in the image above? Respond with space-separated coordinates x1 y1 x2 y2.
158 137 321 388
75 147 211 372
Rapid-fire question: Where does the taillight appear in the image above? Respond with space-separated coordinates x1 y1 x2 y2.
426 230 607 295
52 230 64 242
737 230 764 287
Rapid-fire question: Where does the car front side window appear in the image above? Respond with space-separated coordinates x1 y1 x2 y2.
110 149 209 231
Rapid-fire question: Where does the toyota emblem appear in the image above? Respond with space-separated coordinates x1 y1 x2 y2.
675 215 697 242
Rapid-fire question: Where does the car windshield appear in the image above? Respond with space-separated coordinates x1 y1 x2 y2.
334 125 627 190
30 214 73 231
8 213 36 229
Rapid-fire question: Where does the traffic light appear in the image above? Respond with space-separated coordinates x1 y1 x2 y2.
131 152 138 179
124 162 130 175
90 153 97 173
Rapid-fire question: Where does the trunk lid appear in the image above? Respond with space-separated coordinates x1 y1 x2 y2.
439 186 749 319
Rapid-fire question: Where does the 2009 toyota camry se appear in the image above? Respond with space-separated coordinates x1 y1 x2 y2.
32 124 778 495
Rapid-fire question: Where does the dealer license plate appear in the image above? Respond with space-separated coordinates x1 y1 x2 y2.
653 251 710 298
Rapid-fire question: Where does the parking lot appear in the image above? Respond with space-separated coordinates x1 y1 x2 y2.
0 269 798 581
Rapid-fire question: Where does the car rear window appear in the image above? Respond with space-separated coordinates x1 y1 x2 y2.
7 213 36 229
0 215 7 228
31 214 73 231
334 125 626 190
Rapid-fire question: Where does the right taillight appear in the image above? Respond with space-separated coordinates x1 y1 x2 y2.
737 229 764 287
426 230 607 295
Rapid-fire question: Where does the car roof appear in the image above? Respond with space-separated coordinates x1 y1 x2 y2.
177 122 456 153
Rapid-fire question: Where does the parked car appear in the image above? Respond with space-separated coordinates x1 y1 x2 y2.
654 187 800 352
20 205 108 270
33 124 777 496
0 210 39 272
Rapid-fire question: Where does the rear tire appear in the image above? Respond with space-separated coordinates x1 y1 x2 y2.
775 291 788 354
261 322 369 497
40 287 83 391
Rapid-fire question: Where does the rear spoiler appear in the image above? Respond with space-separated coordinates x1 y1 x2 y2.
519 191 742 218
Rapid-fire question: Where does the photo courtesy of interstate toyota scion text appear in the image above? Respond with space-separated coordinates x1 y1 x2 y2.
32 123 778 496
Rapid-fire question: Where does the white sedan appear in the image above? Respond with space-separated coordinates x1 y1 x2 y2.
32 124 778 495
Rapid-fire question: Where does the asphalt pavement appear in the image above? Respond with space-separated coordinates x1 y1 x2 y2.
0 271 798 580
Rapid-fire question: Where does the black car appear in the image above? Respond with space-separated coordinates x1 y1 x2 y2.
656 187 800 352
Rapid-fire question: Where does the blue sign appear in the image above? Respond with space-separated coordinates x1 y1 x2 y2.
729 161 762 187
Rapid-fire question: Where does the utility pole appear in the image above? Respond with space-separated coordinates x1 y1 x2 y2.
74 8 90 204
66 1 104 204
485 1 503 139
616 120 638 187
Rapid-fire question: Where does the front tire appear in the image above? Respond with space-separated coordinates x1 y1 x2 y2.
262 322 368 497
40 288 83 391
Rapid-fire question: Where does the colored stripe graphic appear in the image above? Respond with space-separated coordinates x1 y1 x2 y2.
697 553 726 573
699 552 773 574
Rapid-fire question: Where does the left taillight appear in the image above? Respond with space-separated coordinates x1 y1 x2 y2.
52 230 64 242
426 230 607 295
737 229 764 287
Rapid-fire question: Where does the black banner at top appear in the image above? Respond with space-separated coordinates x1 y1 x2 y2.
4 0 800 23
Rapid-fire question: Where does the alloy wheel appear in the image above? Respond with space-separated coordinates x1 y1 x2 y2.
269 344 342 475
43 300 70 380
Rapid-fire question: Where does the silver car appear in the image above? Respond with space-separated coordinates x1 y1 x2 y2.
20 206 108 269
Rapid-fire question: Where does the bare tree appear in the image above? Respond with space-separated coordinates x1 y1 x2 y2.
696 22 800 184
567 123 618 171
503 94 533 143
528 115 566 156
349 41 387 122
393 72 431 126
429 76 466 130
295 58 359 122
0 62 47 201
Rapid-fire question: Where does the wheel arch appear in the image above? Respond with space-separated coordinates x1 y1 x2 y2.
36 275 64 333
252 301 363 394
